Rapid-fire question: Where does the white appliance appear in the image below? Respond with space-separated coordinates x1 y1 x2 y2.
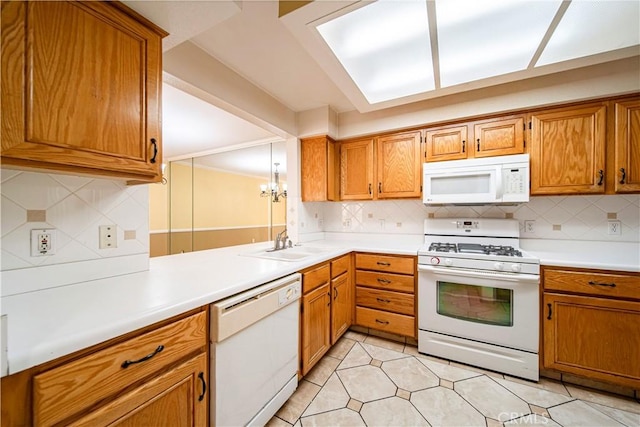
211 273 301 426
423 154 529 205
417 218 540 381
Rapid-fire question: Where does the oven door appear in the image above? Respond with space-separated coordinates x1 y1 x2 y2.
418 264 539 352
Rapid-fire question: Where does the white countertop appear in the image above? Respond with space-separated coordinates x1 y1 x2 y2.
1 236 637 377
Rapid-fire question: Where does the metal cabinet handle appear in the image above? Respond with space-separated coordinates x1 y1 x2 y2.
620 168 626 184
377 278 391 284
546 303 552 320
597 169 604 186
376 297 391 303
121 345 164 368
378 182 382 193
150 138 158 164
368 183 372 195
198 372 207 401
377 262 391 266
477 138 480 151
588 281 616 288
327 292 331 306
375 319 389 325
462 140 465 153
334 288 338 300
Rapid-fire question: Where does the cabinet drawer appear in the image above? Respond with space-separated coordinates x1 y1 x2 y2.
356 270 415 293
331 255 350 278
356 306 415 338
355 253 415 275
302 263 330 294
33 311 207 427
356 287 414 316
544 268 640 300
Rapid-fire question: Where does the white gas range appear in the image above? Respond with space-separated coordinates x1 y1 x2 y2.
417 218 541 381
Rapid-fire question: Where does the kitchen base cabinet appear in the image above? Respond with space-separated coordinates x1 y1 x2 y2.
1 309 208 427
301 281 331 376
330 255 353 343
354 253 417 339
542 266 640 390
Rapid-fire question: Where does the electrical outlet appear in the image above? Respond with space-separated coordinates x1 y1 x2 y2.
99 225 117 249
31 229 56 256
608 220 621 236
524 220 535 233
343 219 351 228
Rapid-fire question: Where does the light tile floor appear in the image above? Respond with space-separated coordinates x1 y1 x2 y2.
269 331 640 427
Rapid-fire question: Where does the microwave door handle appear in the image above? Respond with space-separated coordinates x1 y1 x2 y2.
495 166 503 201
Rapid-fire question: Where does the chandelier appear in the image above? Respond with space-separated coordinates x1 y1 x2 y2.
260 162 287 203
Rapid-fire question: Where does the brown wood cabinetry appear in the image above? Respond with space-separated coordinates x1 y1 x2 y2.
424 116 525 162
354 253 416 338
542 266 640 389
1 309 208 427
300 255 353 375
301 136 340 201
341 131 421 200
340 138 375 200
614 99 640 193
1 1 167 183
530 104 607 195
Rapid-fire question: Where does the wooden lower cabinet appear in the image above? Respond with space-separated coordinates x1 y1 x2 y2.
300 254 353 376
354 253 417 338
542 266 640 389
1 309 209 427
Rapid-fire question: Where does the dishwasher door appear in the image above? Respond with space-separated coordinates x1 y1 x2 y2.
212 273 301 427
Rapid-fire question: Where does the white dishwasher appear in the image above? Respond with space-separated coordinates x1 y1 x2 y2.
211 273 301 427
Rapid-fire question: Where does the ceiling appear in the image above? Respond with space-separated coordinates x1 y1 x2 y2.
123 0 640 164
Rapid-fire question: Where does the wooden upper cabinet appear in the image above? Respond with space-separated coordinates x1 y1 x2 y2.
1 1 167 182
530 104 607 195
341 138 374 200
424 125 468 162
614 99 640 193
376 131 422 198
301 136 339 201
473 116 525 158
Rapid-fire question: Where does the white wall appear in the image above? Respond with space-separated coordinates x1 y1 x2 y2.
298 195 640 243
1 169 150 296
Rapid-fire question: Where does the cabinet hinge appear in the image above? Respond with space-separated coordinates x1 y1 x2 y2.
300 303 304 314
523 122 526 131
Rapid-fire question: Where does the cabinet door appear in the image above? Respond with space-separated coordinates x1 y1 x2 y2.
1 1 164 182
341 138 374 200
69 353 208 427
530 105 606 195
473 117 525 158
376 131 422 198
301 136 339 201
331 272 352 344
301 283 331 376
614 99 640 193
424 125 468 162
543 293 640 389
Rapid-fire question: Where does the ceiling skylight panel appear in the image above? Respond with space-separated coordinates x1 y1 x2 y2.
437 0 561 88
537 0 640 66
317 0 434 104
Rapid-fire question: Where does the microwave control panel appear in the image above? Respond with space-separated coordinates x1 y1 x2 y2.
503 167 526 194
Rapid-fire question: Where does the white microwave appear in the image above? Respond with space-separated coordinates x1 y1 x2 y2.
423 154 529 205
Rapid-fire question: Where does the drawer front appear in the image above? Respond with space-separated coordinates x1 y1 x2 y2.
355 253 415 275
356 270 415 293
302 263 330 294
356 306 415 338
544 268 640 300
33 311 207 427
356 287 414 316
331 254 350 278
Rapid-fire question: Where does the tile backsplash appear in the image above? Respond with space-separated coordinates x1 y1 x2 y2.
1 169 150 289
300 194 640 243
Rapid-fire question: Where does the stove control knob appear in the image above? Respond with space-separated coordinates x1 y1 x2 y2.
430 257 440 265
494 262 504 271
511 264 522 273
444 258 453 266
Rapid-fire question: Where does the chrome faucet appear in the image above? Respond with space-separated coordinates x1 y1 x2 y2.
273 228 289 251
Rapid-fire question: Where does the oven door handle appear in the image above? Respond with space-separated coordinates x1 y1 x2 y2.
418 264 539 283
